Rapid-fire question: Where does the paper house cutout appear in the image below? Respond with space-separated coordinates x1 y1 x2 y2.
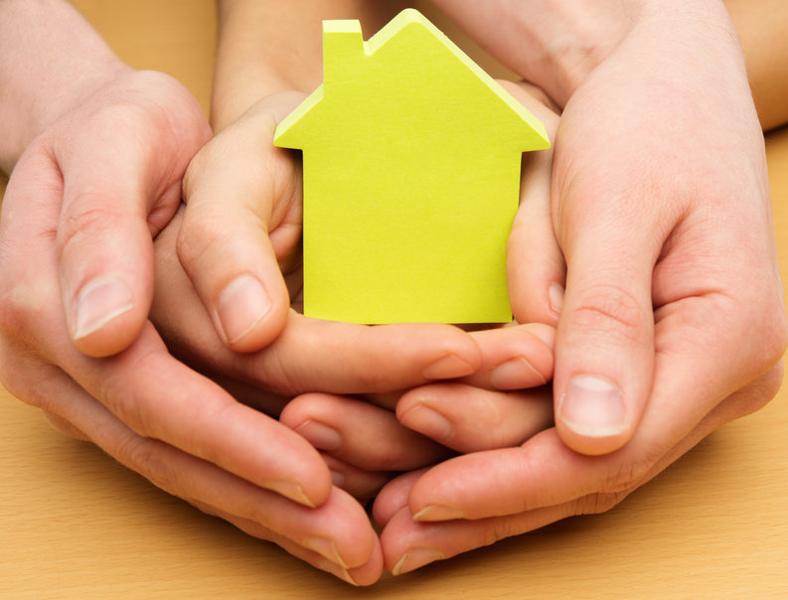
274 8 550 324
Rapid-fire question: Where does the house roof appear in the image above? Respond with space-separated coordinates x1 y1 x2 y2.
274 8 550 151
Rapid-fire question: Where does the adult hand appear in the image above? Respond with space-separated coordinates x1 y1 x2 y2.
374 1 787 574
0 69 385 585
433 0 787 454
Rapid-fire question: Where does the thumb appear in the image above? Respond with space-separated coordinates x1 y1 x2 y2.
176 105 294 353
554 202 661 455
55 132 170 358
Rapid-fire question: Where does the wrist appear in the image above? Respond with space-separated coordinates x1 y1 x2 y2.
527 0 735 103
31 58 131 140
0 0 131 172
503 0 652 105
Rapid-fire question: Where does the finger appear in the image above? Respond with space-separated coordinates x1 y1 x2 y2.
65 325 333 507
372 469 429 528
405 357 783 522
321 454 391 501
379 368 784 575
281 393 451 471
382 503 573 575
53 107 199 358
507 125 565 326
155 209 482 397
502 81 565 325
204 371 290 417
397 383 553 452
177 103 298 352
43 411 90 441
551 200 664 455
32 363 377 569
187 499 382 586
2 157 333 507
463 323 554 390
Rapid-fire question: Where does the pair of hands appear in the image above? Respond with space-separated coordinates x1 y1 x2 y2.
2 3 786 585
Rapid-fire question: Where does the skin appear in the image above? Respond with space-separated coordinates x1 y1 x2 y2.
372 0 787 572
205 0 787 576
152 88 556 582
2 0 786 585
0 0 551 586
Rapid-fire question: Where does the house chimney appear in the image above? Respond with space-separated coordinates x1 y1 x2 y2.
323 20 364 86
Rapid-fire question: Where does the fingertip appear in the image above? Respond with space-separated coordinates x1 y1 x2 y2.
555 374 636 455
372 470 426 528
422 324 483 379
213 273 290 353
345 541 384 586
69 275 149 357
274 425 334 507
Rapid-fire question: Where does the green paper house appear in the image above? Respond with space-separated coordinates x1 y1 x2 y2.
274 9 550 324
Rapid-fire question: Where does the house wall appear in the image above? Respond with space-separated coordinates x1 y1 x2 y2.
301 146 522 324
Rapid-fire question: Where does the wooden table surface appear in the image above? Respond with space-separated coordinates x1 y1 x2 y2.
1 2 786 598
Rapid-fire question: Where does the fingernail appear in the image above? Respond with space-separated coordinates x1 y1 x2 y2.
216 274 271 343
398 405 452 441
392 548 446 576
413 505 465 521
489 357 546 389
560 375 627 437
548 283 564 315
422 354 475 380
295 420 342 451
337 567 359 586
264 480 315 508
73 275 134 339
330 470 345 488
305 536 349 569
315 557 358 586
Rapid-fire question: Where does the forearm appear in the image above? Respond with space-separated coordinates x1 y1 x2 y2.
0 0 128 173
433 0 742 108
213 0 395 131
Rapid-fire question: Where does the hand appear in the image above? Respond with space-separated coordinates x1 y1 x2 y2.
435 0 787 455
0 69 382 585
372 2 787 574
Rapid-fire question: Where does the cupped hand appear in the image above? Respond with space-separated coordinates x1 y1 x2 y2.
0 70 381 585
434 0 787 454
373 3 787 574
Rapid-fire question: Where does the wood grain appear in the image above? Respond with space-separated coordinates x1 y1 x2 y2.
1 2 786 598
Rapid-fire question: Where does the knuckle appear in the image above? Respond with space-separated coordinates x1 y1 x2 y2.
570 283 648 343
602 455 656 494
574 490 627 516
482 520 518 548
182 148 208 200
761 305 788 366
59 204 123 254
732 363 784 419
97 349 160 437
176 208 223 274
116 434 180 495
44 412 88 441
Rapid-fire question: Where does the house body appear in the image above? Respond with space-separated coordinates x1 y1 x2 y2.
275 9 549 324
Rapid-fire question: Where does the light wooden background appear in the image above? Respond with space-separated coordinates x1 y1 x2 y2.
1 2 787 598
